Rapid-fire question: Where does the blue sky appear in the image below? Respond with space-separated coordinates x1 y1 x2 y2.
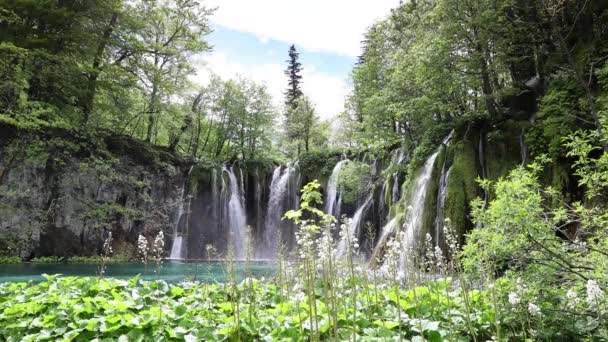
191 0 399 120
209 27 355 78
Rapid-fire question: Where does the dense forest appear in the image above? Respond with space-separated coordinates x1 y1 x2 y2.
1 0 608 340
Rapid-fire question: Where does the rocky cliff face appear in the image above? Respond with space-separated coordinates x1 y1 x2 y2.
0 122 191 259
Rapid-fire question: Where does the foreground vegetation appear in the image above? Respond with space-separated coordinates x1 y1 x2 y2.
0 275 489 341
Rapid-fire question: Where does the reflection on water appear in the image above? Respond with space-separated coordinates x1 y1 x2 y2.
0 261 276 283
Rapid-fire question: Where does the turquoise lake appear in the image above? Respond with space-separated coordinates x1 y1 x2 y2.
0 261 276 283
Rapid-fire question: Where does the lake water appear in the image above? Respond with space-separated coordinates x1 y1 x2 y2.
0 261 276 283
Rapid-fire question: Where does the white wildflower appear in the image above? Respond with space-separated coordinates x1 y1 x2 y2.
566 289 580 308
293 292 305 303
586 279 604 306
317 227 335 267
528 303 541 316
434 245 445 270
508 292 521 306
137 234 148 262
102 232 113 257
152 231 165 260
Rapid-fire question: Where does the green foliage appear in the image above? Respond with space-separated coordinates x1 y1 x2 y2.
283 96 327 156
461 138 608 338
284 180 332 228
527 76 585 158
337 162 372 205
566 130 608 199
297 150 341 178
0 43 29 113
29 256 130 264
0 276 501 341
187 75 277 160
0 256 21 264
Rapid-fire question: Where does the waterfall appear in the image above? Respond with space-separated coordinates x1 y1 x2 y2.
434 131 454 247
169 166 193 260
259 165 291 259
371 145 443 268
337 194 373 257
169 185 186 260
378 180 388 227
325 160 348 218
520 127 528 165
392 172 400 203
397 150 441 270
223 165 248 259
434 165 452 247
390 148 406 202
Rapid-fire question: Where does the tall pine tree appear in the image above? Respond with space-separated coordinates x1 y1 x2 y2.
284 45 303 110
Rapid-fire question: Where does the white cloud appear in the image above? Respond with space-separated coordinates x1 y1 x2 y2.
205 0 399 57
190 52 348 120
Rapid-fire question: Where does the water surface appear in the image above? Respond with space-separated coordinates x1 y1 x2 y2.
0 261 275 283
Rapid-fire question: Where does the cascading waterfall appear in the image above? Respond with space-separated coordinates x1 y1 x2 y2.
223 165 248 259
372 133 454 269
337 194 373 257
434 165 452 247
391 148 405 202
169 166 193 260
325 160 348 218
290 162 301 210
169 185 187 260
392 173 400 203
520 128 528 165
259 164 292 259
397 150 441 270
434 131 454 247
378 181 388 228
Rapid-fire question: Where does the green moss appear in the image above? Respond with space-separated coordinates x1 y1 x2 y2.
445 139 479 240
485 123 524 203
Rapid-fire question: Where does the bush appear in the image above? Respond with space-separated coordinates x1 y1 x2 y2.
461 134 608 338
337 161 372 204
0 256 21 264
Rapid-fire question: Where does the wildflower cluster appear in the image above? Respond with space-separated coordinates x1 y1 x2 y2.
294 220 316 260
506 278 542 317
379 231 406 280
136 230 165 265
98 232 114 277
317 224 335 268
566 289 580 308
423 233 435 272
443 218 459 257
338 218 359 258
152 231 164 260
102 232 113 257
586 279 604 307
137 234 148 263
